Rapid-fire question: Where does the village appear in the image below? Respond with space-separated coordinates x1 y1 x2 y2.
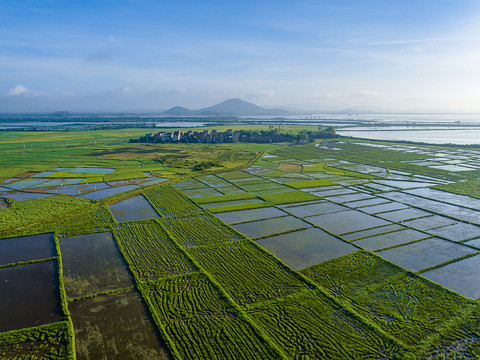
130 126 337 144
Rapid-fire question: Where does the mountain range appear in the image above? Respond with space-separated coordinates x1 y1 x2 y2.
163 98 291 116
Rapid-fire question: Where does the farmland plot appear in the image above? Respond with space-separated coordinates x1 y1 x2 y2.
256 228 358 270
353 228 429 251
109 195 159 223
301 252 472 349
114 222 196 281
188 240 310 306
70 289 171 360
141 273 281 360
144 185 204 218
60 232 134 298
162 213 245 247
0 233 55 266
0 322 71 360
246 290 405 359
282 201 348 218
232 215 311 239
78 184 140 200
216 206 288 225
0 261 63 332
341 224 405 241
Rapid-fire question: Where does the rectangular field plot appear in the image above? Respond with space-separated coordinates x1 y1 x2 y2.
358 202 409 214
0 322 71 359
422 255 480 299
344 197 390 208
218 170 254 180
162 213 245 247
70 289 171 360
142 273 280 359
307 210 391 235
376 237 476 272
376 207 432 223
380 192 480 225
0 190 53 202
43 182 110 195
0 261 63 332
114 222 196 281
405 188 480 210
309 187 357 197
188 241 309 306
60 232 134 298
201 198 264 209
301 251 472 348
325 192 375 204
257 228 358 270
427 222 480 242
216 206 288 225
354 229 429 251
283 201 348 218
174 179 208 190
78 184 140 200
0 233 55 265
144 185 205 218
246 290 402 359
232 215 311 239
217 185 245 194
109 195 159 223
195 174 231 188
402 215 457 231
182 187 223 198
341 224 405 241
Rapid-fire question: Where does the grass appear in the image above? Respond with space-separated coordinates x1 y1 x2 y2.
144 185 205 218
140 272 282 360
434 179 480 199
0 195 94 237
113 221 197 281
188 240 310 306
0 321 73 360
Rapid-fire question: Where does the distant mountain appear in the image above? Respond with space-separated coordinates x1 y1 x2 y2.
163 98 291 116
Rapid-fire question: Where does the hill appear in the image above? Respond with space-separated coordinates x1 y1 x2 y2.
163 98 290 116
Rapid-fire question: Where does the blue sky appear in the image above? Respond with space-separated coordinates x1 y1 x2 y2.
1 0 480 112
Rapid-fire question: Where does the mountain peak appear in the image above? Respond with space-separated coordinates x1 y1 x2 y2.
163 98 290 116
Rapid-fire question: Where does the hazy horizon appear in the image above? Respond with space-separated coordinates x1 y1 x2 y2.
2 1 480 113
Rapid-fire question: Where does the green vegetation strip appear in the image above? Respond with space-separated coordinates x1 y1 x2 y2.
144 185 205 218
208 201 269 213
434 179 480 199
0 322 73 360
259 190 320 205
113 221 197 281
285 179 337 188
194 192 257 204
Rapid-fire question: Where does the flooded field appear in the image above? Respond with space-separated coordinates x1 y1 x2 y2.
0 261 63 332
307 209 390 235
78 184 141 200
0 233 55 265
216 206 288 224
182 187 222 198
341 224 404 241
422 255 480 299
257 228 358 270
353 228 428 251
42 182 110 195
0 190 53 202
54 167 116 174
201 198 264 209
283 201 348 218
428 223 480 242
232 215 311 239
376 238 476 272
60 232 134 298
109 195 159 223
70 290 170 360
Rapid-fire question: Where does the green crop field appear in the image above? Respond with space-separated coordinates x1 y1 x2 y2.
144 185 205 218
113 221 197 281
140 272 282 360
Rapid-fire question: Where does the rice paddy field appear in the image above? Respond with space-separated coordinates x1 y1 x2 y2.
4 128 480 358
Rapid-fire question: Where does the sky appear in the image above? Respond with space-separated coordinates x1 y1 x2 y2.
2 0 480 113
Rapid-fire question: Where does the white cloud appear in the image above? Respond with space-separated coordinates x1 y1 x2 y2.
7 84 28 96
